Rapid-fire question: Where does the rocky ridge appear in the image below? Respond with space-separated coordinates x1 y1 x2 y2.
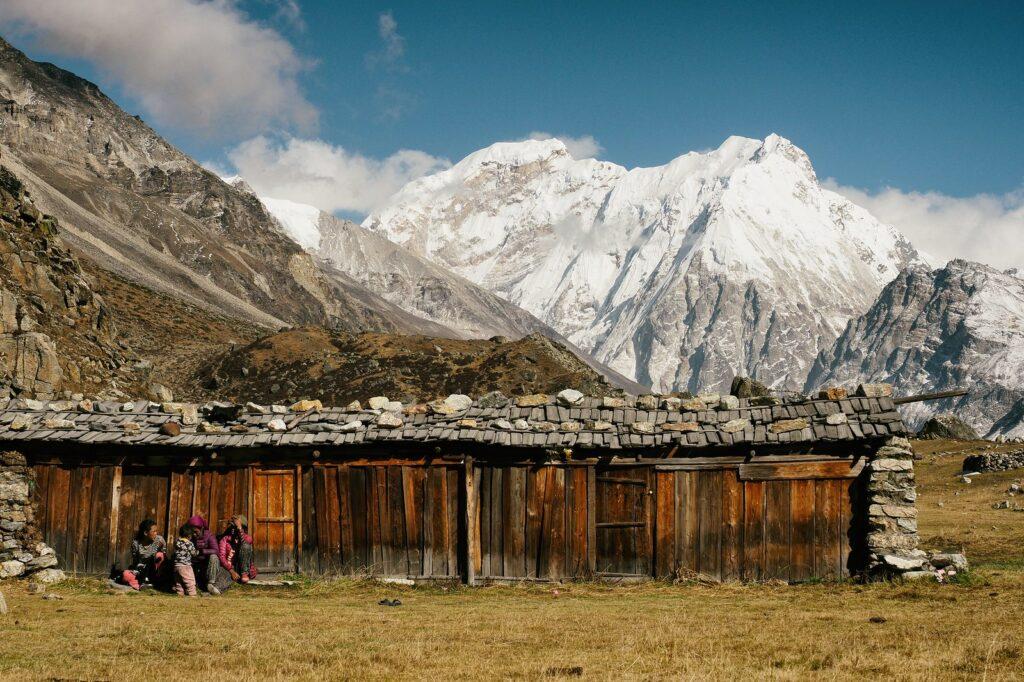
807 260 1024 437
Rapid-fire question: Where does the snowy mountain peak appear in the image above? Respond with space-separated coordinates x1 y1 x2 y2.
365 134 922 392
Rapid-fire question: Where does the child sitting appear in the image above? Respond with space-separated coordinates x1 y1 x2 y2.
172 523 199 596
121 519 166 590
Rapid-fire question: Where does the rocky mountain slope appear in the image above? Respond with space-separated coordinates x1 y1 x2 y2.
0 164 136 399
251 188 573 341
196 328 628 406
364 135 922 393
807 260 1024 436
0 35 448 337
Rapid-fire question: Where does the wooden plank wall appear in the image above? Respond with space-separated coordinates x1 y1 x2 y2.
304 464 461 578
31 465 253 575
475 464 592 580
654 468 858 581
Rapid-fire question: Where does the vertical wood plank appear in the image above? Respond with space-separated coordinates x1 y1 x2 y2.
586 466 597 574
697 470 723 580
721 468 743 581
349 467 369 572
423 467 437 577
108 466 123 574
790 479 815 582
446 467 459 578
742 481 766 581
813 479 841 579
655 471 676 578
765 480 792 581
300 466 318 574
547 467 566 579
463 457 477 585
505 466 526 578
479 466 491 576
489 466 504 577
678 472 699 573
568 467 589 577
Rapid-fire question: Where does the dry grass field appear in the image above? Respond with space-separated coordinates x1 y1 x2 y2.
1 439 1023 681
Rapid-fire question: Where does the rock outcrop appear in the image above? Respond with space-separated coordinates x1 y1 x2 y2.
918 414 980 441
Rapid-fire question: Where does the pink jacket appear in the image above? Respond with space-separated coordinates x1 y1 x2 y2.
218 533 257 579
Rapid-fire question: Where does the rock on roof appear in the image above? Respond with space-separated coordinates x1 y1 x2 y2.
0 390 907 453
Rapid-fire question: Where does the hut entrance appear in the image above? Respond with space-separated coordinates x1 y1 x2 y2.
252 469 297 573
594 467 653 577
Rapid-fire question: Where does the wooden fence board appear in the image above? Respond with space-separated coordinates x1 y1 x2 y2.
721 469 743 581
765 480 792 581
742 481 766 580
790 479 815 581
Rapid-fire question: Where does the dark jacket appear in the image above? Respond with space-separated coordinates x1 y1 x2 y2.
188 515 219 560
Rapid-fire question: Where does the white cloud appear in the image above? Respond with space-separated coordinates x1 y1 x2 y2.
825 180 1024 271
226 135 450 215
526 132 603 159
0 0 316 137
365 11 406 72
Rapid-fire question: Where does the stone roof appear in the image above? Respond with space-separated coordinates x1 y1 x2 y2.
0 390 907 453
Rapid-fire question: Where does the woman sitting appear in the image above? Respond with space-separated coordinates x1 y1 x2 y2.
121 519 166 590
218 515 258 584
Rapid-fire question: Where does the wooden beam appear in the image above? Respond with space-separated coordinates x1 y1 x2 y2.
463 456 476 586
893 389 968 405
294 464 302 573
738 460 866 481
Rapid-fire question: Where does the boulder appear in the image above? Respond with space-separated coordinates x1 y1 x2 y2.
636 395 659 409
929 552 968 572
146 383 173 402
730 376 770 398
158 422 181 437
721 418 750 434
0 560 25 579
585 420 613 431
630 421 654 434
601 396 626 409
31 568 65 584
376 412 403 428
769 418 808 433
663 422 699 432
516 394 549 407
826 413 848 425
918 414 979 441
290 399 323 412
367 396 390 410
444 394 473 411
344 400 362 411
267 418 288 432
818 387 849 400
718 395 740 410
556 389 584 407
856 383 894 398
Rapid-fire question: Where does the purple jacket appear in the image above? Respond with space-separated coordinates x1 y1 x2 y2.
188 515 219 560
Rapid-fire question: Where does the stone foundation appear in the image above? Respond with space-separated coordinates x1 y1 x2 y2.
0 450 63 582
864 436 966 579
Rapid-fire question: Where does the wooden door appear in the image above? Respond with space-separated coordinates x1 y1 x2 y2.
252 469 297 573
595 467 653 577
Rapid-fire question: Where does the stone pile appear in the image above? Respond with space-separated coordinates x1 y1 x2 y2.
864 436 968 579
0 451 63 583
962 448 1024 474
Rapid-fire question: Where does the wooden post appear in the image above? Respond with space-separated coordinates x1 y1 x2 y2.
463 456 476 586
294 464 303 573
108 465 123 567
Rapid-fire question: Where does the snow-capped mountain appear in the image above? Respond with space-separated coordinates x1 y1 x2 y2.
808 260 1024 437
363 134 922 392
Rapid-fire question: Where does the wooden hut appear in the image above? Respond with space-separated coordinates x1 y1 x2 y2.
0 390 923 582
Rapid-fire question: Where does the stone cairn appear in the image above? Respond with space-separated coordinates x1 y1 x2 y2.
0 450 63 583
865 436 967 579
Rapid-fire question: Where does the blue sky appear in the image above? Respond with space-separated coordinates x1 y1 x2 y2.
1 0 1022 266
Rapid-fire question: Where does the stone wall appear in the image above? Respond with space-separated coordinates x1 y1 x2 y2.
0 450 63 582
864 436 967 579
